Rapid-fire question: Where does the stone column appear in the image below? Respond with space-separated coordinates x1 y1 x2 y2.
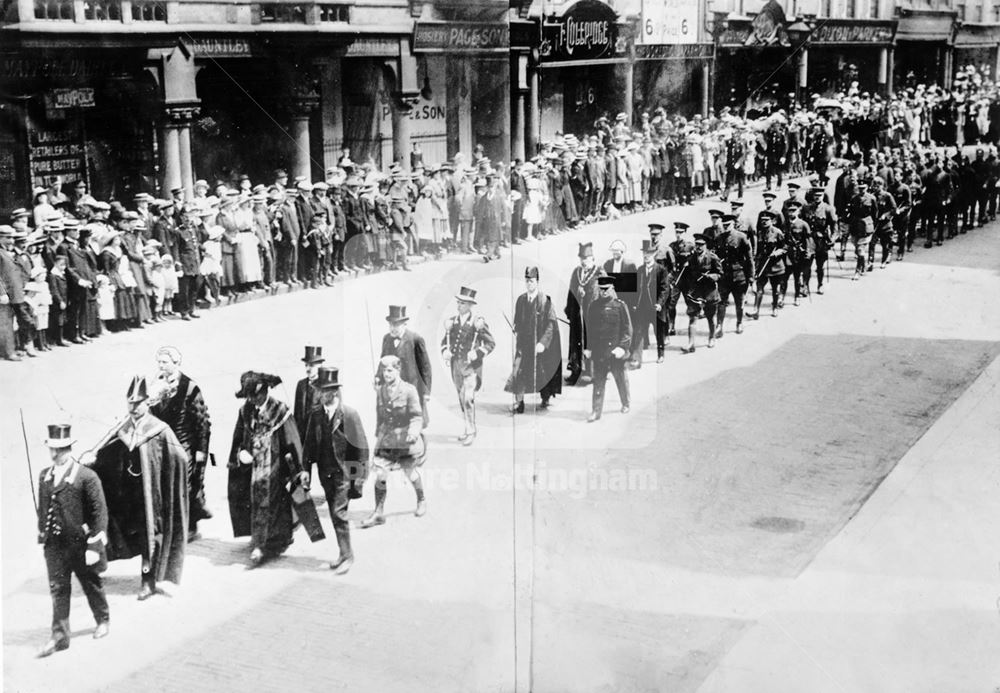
623 61 634 124
701 62 711 117
514 90 527 162
161 124 181 196
527 63 539 157
290 96 319 182
391 97 415 170
162 104 198 196
886 48 894 96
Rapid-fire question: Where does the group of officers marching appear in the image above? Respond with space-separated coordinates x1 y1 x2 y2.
28 140 995 659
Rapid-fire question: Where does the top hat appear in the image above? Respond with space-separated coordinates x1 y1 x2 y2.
386 305 409 323
44 424 75 449
314 366 342 390
455 286 477 304
524 266 539 280
126 375 149 403
641 239 657 254
578 242 594 258
302 345 325 364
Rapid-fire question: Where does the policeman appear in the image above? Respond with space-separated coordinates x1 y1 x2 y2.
666 222 693 336
441 287 495 445
584 275 632 422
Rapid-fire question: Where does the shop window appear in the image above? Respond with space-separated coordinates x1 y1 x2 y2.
260 3 307 22
821 0 833 16
131 0 166 20
318 4 348 21
83 0 121 20
956 2 966 17
868 0 879 17
845 0 856 16
34 0 73 18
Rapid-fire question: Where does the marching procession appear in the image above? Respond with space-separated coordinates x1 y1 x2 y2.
4 53 1000 669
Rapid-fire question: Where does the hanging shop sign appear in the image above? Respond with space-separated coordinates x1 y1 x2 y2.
413 21 509 53
540 0 621 62
640 0 700 46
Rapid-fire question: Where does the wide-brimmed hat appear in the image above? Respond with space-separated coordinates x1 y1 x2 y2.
386 305 409 323
302 345 325 364
234 371 282 398
314 366 341 390
44 424 75 449
455 286 477 304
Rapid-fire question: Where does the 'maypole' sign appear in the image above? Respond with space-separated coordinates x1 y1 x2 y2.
541 0 620 62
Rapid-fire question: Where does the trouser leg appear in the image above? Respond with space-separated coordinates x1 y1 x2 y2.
44 543 72 643
610 358 629 407
591 357 610 415
323 477 353 559
73 549 109 626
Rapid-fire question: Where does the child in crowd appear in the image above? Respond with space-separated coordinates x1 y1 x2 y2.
47 254 68 347
200 225 223 307
147 250 166 322
25 266 51 352
96 274 115 330
160 253 178 316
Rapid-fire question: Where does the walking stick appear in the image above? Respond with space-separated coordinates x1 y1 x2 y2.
20 409 37 513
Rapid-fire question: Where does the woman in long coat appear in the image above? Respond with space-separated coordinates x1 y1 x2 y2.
97 232 137 330
228 372 310 567
505 266 562 411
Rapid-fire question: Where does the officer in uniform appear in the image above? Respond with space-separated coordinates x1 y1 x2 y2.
782 200 810 305
584 275 632 422
36 424 110 657
666 222 693 336
713 214 754 337
729 198 757 252
702 209 725 249
678 233 722 353
441 287 495 445
748 212 787 319
802 186 837 294
847 179 877 279
869 176 897 270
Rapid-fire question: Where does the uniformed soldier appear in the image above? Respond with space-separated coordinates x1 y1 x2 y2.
847 179 877 279
729 198 757 252
782 200 809 305
666 222 694 336
868 176 897 270
748 212 787 319
584 275 632 422
802 186 837 294
441 287 495 445
678 233 723 353
36 424 110 657
758 190 784 231
713 214 754 337
703 208 725 249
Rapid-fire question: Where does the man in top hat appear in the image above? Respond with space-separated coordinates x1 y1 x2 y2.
380 305 432 427
713 214 754 337
564 242 605 386
631 239 670 367
35 423 111 657
505 266 563 413
294 345 325 439
584 275 632 421
677 233 723 353
87 376 189 600
361 355 426 528
150 345 212 541
302 366 369 572
441 287 495 445
666 222 694 336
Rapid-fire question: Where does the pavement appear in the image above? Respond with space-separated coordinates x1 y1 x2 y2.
2 171 999 692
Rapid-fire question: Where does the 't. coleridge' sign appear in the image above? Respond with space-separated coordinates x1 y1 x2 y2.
541 0 620 62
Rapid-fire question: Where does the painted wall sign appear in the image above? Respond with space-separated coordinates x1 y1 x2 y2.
413 22 509 52
45 88 96 110
27 119 87 189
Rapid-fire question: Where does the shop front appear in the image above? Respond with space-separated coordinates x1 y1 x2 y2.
953 23 1000 79
807 20 897 97
633 43 712 119
537 0 628 140
894 9 957 89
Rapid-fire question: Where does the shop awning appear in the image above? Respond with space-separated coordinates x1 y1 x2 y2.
954 22 1000 47
894 9 957 42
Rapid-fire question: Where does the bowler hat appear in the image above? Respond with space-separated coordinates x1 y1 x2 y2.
301 345 325 364
126 375 149 403
386 305 409 322
44 424 75 449
314 367 342 390
455 286 477 304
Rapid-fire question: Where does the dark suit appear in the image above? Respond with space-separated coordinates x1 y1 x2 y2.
631 261 668 362
302 405 369 557
294 377 320 441
585 295 632 415
37 461 110 644
380 329 432 426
